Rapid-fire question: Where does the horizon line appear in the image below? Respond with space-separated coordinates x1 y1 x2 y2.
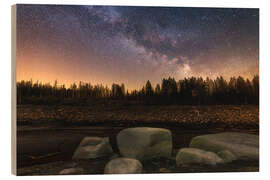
16 74 259 91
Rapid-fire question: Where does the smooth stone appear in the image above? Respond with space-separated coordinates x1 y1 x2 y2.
117 127 172 160
104 158 143 174
176 148 223 166
59 168 84 175
217 150 237 163
72 137 113 160
159 168 171 173
189 132 259 160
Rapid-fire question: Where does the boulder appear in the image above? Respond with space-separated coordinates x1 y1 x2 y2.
72 137 113 160
189 132 259 161
117 127 172 160
217 150 237 163
104 158 143 174
59 168 84 175
176 148 223 166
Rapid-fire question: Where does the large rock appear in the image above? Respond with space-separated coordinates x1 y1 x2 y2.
189 132 259 161
117 127 172 160
176 148 223 166
72 137 113 160
104 158 143 174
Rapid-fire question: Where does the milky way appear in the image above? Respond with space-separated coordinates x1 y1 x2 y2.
16 5 259 90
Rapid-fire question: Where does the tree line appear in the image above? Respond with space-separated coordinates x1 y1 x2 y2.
17 75 259 105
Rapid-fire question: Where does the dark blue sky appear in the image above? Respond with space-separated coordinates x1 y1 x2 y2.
16 5 259 89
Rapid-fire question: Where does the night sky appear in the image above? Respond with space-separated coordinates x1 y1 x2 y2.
16 5 259 90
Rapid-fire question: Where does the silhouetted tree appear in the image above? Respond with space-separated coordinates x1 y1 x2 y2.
145 80 154 96
155 84 161 95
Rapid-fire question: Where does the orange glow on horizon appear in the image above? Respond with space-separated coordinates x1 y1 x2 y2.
16 49 259 91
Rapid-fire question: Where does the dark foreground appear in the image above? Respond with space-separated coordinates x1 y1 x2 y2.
17 105 259 175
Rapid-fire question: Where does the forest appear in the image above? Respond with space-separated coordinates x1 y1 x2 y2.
17 75 259 106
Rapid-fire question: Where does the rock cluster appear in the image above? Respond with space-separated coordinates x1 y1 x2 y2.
59 128 258 174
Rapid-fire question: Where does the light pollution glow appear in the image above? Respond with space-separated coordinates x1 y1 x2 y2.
16 5 259 90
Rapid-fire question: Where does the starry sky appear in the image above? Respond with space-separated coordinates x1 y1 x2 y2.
16 4 259 90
